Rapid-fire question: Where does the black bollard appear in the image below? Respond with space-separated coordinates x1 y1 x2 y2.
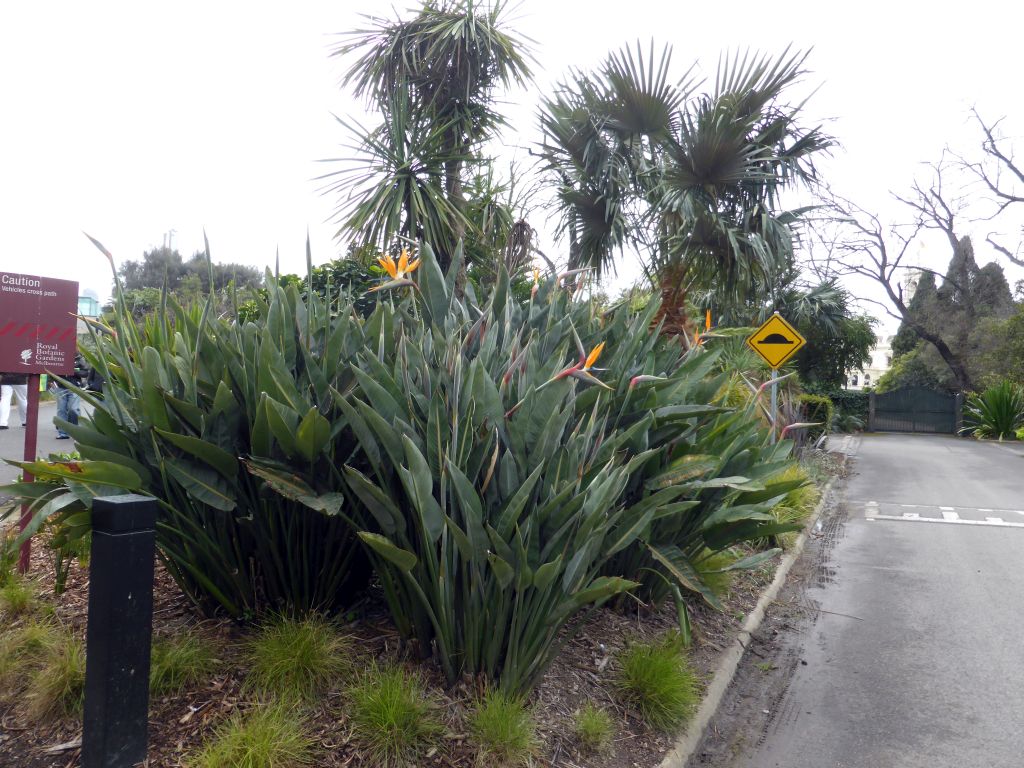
81 495 158 768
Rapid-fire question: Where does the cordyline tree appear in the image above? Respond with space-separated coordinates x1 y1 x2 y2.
536 45 834 333
324 0 532 274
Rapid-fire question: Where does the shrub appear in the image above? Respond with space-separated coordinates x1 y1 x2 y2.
468 690 537 766
26 629 86 720
827 387 868 430
347 665 441 767
243 616 350 702
189 702 317 768
961 381 1024 440
797 393 834 443
341 246 800 693
3 245 372 618
150 634 219 696
4 240 801 698
759 465 819 548
574 702 614 753
615 634 699 731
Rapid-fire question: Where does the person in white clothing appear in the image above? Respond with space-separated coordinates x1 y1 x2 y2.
0 372 28 429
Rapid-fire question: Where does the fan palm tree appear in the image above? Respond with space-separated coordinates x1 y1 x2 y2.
327 1 533 272
537 44 833 333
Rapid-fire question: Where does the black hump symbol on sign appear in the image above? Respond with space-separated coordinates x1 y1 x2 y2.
758 333 793 344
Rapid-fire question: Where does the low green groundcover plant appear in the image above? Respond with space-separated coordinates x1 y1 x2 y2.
243 616 350 702
0 576 38 617
189 702 317 768
150 634 219 696
347 664 442 767
574 702 614 753
469 689 537 766
26 628 86 721
615 633 699 731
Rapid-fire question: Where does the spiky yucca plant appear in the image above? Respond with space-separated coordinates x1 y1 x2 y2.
961 381 1024 440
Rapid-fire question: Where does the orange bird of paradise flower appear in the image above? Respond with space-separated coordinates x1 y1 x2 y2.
371 249 421 292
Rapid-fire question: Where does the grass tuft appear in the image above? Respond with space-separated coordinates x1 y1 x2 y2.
243 615 350 702
150 634 219 696
0 576 38 617
348 664 441 767
0 620 62 691
189 701 317 768
615 634 699 731
574 702 614 753
26 629 86 720
468 689 537 766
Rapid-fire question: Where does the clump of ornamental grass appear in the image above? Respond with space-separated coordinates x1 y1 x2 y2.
150 634 220 696
574 702 614 753
615 634 700 731
25 628 86 720
468 689 538 766
243 615 350 702
188 702 317 768
0 575 38 617
0 619 62 693
347 665 442 767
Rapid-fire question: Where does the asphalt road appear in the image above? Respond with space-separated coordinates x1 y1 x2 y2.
726 433 1024 768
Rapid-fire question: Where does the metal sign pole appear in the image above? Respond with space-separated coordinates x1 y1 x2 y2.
770 368 778 445
17 373 40 573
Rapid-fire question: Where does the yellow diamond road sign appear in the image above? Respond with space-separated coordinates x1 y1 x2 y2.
746 314 806 369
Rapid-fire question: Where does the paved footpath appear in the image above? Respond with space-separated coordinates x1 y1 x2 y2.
697 433 1024 768
0 401 69 497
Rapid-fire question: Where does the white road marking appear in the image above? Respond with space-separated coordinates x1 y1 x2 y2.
901 504 918 508
939 506 954 511
873 515 1024 529
979 508 994 513
941 511 960 521
902 512 920 519
986 517 1005 524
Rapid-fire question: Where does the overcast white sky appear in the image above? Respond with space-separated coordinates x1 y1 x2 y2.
2 0 1022 331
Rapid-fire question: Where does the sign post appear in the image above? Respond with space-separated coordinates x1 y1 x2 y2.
746 312 806 444
0 271 79 572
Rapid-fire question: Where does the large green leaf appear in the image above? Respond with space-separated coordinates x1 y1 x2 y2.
359 532 417 571
165 459 236 512
295 406 331 462
400 436 443 544
155 428 238 480
8 459 142 490
648 543 722 610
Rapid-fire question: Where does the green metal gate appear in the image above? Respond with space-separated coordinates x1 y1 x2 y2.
869 387 962 434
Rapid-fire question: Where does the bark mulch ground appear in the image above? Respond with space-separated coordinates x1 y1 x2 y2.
0 527 789 768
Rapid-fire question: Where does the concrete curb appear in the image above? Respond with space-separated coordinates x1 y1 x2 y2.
658 473 839 768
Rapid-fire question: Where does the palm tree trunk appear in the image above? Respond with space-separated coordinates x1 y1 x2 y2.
656 262 691 336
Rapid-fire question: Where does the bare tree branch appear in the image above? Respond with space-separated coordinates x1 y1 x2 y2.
813 187 976 391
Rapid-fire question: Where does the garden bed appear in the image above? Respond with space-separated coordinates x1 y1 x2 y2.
0 541 779 768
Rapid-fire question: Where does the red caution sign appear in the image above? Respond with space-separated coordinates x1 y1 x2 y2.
0 271 79 375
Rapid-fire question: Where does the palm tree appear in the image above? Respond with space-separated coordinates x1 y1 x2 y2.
325 1 533 272
537 44 833 334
